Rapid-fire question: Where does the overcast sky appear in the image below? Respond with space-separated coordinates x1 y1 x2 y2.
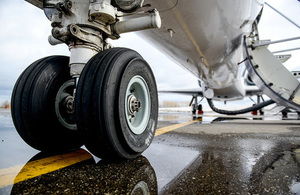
0 0 299 104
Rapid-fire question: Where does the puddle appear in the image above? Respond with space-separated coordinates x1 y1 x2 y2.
143 142 199 191
291 180 300 194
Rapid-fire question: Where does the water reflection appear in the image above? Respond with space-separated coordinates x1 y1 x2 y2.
160 150 246 194
158 112 195 124
158 112 272 125
11 149 157 194
159 136 300 194
211 117 249 122
249 148 300 194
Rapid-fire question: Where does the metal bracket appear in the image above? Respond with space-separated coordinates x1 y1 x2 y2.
69 24 103 52
89 0 117 24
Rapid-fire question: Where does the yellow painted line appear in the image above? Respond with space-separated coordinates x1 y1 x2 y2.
155 118 202 136
0 149 92 188
0 118 200 188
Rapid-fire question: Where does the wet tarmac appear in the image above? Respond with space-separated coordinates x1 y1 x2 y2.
1 109 300 194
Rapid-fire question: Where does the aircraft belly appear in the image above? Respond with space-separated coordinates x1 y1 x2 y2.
139 0 264 91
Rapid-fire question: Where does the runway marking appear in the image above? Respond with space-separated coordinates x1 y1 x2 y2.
155 118 202 136
0 118 201 188
0 149 92 188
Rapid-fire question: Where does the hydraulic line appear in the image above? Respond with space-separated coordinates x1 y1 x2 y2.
207 99 275 115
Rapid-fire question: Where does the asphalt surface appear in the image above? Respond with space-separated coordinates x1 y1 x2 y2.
1 109 300 194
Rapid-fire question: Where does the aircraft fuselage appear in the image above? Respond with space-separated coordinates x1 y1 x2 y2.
139 0 264 99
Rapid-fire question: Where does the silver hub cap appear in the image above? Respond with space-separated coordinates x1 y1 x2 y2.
128 94 142 114
125 75 151 135
55 80 77 130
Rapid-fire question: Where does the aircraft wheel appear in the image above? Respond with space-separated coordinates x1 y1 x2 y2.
76 48 158 160
192 104 196 115
11 56 83 152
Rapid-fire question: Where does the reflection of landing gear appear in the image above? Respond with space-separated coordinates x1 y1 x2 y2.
75 48 158 159
11 56 83 152
11 151 157 194
281 109 300 120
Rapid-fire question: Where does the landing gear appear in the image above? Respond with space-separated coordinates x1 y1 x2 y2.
11 49 158 159
197 104 203 115
190 95 203 115
16 0 161 159
75 48 158 159
11 56 83 152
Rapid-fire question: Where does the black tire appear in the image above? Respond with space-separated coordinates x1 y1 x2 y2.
76 48 158 160
11 56 83 152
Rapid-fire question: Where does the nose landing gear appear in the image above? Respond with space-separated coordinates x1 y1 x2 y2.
15 0 160 160
11 48 158 160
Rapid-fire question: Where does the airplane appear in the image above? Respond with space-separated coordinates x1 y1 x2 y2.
11 0 300 160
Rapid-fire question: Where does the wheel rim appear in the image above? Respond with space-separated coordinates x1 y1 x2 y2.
55 80 77 130
125 75 151 135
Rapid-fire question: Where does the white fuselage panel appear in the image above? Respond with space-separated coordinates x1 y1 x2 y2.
138 0 264 99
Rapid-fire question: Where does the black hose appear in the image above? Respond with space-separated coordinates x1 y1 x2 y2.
207 99 275 115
